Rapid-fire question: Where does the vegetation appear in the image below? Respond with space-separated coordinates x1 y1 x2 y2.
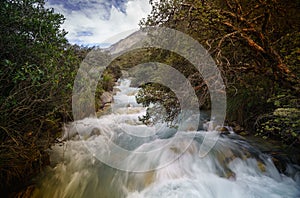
0 0 123 194
0 0 92 194
0 0 299 195
136 0 299 145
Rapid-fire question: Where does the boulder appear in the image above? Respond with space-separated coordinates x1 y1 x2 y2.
101 92 113 105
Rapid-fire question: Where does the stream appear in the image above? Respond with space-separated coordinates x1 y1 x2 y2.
33 79 300 198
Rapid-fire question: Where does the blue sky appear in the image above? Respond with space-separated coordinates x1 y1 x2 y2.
45 0 152 47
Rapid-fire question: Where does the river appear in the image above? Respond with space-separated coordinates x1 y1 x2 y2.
32 79 300 198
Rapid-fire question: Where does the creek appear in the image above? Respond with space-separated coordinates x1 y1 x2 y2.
33 79 300 198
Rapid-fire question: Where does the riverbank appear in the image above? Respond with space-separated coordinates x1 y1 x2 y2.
10 81 300 197
3 85 299 197
23 79 300 197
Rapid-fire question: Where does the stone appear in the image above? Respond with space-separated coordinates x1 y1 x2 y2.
113 87 121 94
239 131 249 136
257 160 266 172
217 126 230 135
235 125 242 132
100 92 113 105
90 128 101 136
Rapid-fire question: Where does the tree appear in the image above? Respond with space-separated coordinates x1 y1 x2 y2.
137 0 299 140
0 0 86 194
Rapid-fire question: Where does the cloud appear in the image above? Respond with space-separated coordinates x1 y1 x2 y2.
76 31 94 37
46 0 152 46
47 0 127 18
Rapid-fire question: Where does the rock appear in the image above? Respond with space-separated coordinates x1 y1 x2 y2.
121 71 129 78
97 104 112 117
214 148 237 179
224 168 236 180
170 146 181 154
113 87 121 94
90 128 101 136
101 92 113 105
217 126 230 135
144 171 155 187
234 125 242 132
239 131 250 136
257 160 266 172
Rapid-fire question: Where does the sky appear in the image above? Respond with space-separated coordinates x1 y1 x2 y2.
45 0 152 47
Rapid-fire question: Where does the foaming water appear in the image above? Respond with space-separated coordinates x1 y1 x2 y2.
33 79 300 198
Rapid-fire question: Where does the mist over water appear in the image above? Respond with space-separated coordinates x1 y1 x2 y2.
33 79 300 198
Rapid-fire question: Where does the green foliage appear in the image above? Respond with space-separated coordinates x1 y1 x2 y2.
102 72 116 91
0 0 91 194
255 90 300 144
255 107 300 144
136 83 180 125
0 0 67 78
226 71 274 126
137 0 299 145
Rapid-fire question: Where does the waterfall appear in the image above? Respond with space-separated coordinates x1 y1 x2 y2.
33 79 300 198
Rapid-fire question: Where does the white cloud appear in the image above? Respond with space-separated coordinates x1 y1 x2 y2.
46 0 152 46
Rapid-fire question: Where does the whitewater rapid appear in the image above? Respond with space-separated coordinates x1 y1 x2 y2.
33 79 300 198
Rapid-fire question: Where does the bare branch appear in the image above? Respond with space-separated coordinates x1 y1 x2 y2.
218 31 239 48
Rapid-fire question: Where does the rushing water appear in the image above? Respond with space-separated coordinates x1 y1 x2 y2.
33 79 300 198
